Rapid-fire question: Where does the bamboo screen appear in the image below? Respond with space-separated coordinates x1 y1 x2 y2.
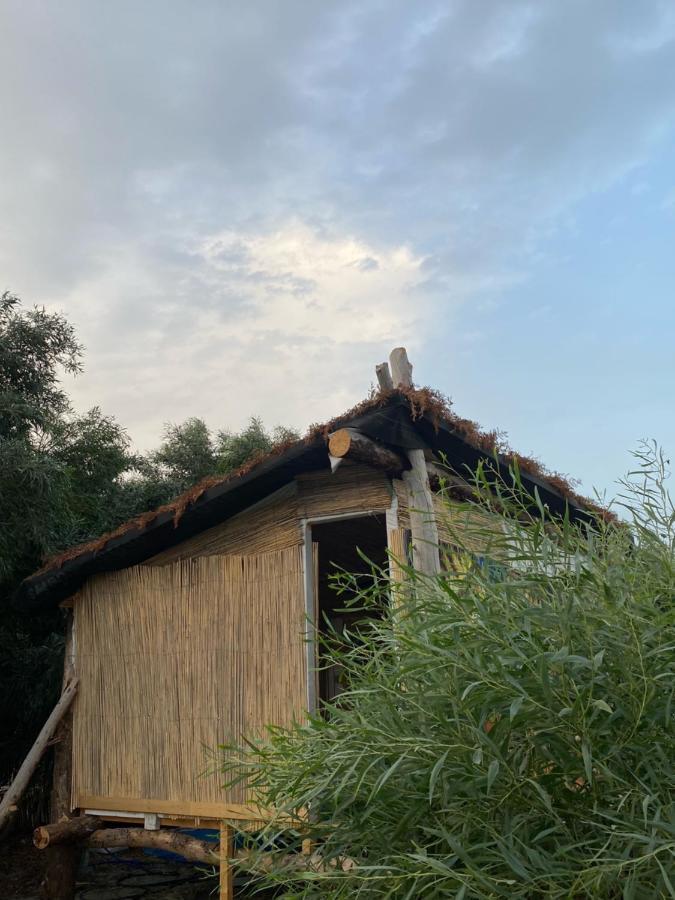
296 464 392 519
147 485 301 566
72 547 308 808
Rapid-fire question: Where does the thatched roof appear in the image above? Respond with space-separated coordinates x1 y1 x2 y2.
15 388 609 611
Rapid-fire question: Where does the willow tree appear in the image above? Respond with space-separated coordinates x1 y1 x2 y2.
223 445 675 899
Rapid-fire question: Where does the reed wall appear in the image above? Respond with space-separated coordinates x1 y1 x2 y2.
72 547 307 810
147 485 301 566
296 464 392 519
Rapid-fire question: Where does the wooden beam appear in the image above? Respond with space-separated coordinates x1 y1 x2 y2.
375 361 393 391
0 679 78 833
328 428 405 473
77 794 279 823
389 347 413 389
34 816 103 850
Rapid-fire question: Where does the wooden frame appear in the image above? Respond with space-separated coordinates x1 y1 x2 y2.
77 794 271 822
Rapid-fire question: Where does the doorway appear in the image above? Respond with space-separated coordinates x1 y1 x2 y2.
310 514 388 706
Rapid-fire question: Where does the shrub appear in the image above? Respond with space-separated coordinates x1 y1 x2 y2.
222 444 675 898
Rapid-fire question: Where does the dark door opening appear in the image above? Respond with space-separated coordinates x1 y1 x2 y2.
311 514 388 706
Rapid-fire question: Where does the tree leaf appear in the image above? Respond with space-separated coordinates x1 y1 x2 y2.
487 758 500 793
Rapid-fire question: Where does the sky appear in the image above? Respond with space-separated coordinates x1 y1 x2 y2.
1 0 674 502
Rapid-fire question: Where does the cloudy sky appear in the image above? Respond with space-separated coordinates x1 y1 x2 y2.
2 1 674 500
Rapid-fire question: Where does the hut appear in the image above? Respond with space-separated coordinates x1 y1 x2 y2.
10 349 601 897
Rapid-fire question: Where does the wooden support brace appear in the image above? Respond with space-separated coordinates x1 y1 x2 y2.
0 678 78 833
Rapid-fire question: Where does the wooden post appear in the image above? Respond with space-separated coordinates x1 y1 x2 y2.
43 611 80 900
403 451 441 576
389 347 413 389
375 361 393 391
49 611 76 821
387 347 441 576
220 822 234 900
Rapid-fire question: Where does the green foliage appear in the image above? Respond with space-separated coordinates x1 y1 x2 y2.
216 418 298 474
222 444 675 898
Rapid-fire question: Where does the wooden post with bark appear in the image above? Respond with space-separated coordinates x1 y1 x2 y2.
386 347 441 576
42 611 80 900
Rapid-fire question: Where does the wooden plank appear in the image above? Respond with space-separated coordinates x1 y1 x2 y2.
77 794 273 822
220 822 234 900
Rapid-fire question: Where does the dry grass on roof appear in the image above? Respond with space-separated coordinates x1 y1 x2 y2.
34 386 614 578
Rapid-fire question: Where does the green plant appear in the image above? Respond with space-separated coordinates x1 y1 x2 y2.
222 444 674 898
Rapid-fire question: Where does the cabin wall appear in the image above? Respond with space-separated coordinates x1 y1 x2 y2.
72 547 307 812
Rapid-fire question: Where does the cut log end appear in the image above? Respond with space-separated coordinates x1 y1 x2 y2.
34 815 103 850
327 429 405 473
327 429 352 458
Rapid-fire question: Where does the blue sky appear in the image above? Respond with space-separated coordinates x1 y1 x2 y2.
1 1 674 501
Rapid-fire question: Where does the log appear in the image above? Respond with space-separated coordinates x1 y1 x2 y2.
328 428 405 473
389 347 413 389
0 679 78 833
34 816 103 850
86 827 220 865
375 362 393 391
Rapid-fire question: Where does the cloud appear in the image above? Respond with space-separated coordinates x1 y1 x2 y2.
58 221 429 446
1 0 675 450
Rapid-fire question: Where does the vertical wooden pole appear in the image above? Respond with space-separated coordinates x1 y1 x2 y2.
388 347 441 576
220 822 234 900
42 611 80 900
